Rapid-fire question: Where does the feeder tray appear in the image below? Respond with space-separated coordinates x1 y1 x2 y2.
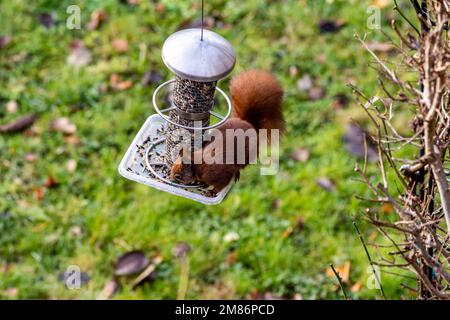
118 114 233 205
119 27 236 205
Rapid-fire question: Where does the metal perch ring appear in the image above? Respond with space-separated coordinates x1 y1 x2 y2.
152 79 232 131
144 137 201 189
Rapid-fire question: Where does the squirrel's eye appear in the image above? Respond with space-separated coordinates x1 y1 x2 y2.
174 174 182 180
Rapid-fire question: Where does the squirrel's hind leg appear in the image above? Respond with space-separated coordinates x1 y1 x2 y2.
211 172 234 194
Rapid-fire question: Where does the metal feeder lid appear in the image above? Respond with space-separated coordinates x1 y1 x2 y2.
162 28 236 82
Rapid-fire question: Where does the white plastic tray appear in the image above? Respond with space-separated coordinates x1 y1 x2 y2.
118 114 233 205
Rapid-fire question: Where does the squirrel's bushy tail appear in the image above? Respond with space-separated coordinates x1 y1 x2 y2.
230 70 284 133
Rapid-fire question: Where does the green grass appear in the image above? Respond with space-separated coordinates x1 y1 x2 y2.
0 0 417 299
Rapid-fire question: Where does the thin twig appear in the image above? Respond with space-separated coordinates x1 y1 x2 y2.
353 222 388 299
394 0 421 35
329 264 349 300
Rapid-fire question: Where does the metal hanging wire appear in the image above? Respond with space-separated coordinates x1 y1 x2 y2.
201 0 205 41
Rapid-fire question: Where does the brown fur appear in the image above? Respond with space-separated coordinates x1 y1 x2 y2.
170 70 284 194
231 69 284 133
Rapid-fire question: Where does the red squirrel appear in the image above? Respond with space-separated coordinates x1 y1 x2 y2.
169 70 284 193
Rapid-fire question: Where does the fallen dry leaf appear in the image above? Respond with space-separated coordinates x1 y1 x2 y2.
17 200 29 209
297 75 326 100
316 53 327 64
343 124 378 161
308 86 326 101
51 117 76 135
249 290 282 300
366 41 396 54
350 281 363 293
200 280 236 300
67 159 77 172
271 198 282 210
6 100 18 113
2 160 11 168
316 177 336 192
262 292 282 300
64 135 82 146
31 222 48 233
34 187 45 201
55 147 65 155
115 81 133 91
369 231 378 242
223 231 239 243
155 3 165 13
0 34 12 49
8 52 27 63
69 226 83 237
326 261 351 284
115 251 149 276
293 293 302 300
112 38 129 53
87 10 107 31
283 216 305 238
282 226 294 238
23 124 41 137
172 242 191 258
120 0 140 5
340 261 351 283
99 83 108 94
319 19 346 34
0 114 37 134
373 0 390 8
67 41 92 67
250 288 259 300
289 148 310 162
110 74 133 91
25 153 37 162
331 93 350 110
2 288 19 299
44 176 58 189
289 65 298 77
226 250 237 266
381 203 394 214
0 264 13 273
295 216 305 231
97 279 120 300
297 74 313 92
37 13 55 28
67 47 92 67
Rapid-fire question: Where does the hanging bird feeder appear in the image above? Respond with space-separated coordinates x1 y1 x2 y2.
118 6 236 205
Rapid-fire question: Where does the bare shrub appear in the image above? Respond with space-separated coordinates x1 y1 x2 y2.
353 0 450 299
